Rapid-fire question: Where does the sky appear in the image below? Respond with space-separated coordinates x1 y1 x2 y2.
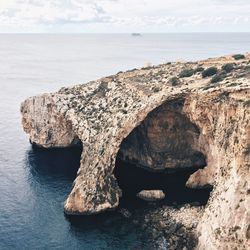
0 0 249 33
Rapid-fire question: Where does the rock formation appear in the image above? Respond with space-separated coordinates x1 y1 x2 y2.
21 54 250 249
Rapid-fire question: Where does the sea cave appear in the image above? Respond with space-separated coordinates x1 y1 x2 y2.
113 98 212 208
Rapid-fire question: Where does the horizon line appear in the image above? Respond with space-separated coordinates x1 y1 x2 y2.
0 31 250 35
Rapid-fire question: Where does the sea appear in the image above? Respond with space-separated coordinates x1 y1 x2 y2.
0 33 250 250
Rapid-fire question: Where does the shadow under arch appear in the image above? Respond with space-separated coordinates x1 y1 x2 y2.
114 98 213 208
26 145 82 183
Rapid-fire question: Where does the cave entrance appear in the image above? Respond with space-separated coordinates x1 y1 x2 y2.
114 158 212 208
113 99 212 208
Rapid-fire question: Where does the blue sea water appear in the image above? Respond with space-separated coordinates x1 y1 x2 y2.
0 33 250 250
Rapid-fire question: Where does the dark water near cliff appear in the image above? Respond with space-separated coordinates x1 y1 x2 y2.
0 33 250 250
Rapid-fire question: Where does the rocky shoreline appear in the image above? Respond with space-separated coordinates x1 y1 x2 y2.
128 204 202 250
21 54 250 249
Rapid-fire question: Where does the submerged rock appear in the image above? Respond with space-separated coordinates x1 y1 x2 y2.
20 54 250 249
135 205 201 250
118 208 132 218
137 190 165 201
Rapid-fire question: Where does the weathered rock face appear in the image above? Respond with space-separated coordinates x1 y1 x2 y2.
21 54 250 249
21 94 79 148
184 90 250 249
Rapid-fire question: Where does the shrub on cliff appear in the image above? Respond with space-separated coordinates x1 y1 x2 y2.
179 69 194 78
194 66 204 73
210 72 227 83
202 67 218 78
169 76 180 86
232 54 245 60
222 63 234 73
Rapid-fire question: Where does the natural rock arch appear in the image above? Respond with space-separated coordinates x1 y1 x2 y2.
63 95 212 216
117 98 206 172
113 98 212 205
21 54 250 249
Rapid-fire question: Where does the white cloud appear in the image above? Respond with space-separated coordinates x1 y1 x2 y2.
0 0 249 32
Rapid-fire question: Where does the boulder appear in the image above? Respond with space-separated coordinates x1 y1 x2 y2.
137 190 165 201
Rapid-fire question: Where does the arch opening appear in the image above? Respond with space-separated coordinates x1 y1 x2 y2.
113 99 212 208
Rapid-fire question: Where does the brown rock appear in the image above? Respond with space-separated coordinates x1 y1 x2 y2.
137 190 165 201
20 54 250 249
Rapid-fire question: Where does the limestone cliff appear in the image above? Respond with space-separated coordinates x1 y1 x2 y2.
21 54 250 249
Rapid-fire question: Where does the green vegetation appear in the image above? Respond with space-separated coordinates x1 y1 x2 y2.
202 67 218 78
169 76 180 86
179 69 194 78
127 68 137 72
194 66 204 73
210 72 227 83
232 54 245 60
227 82 239 87
222 63 234 73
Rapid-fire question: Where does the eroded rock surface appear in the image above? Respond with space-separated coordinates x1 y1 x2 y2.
21 94 79 148
118 99 206 171
21 54 250 249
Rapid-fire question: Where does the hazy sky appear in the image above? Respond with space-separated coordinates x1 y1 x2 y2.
0 0 249 33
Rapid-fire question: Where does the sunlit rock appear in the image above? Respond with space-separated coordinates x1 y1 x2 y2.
21 54 250 249
137 190 165 201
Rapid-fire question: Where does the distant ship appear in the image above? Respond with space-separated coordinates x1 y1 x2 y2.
131 33 142 36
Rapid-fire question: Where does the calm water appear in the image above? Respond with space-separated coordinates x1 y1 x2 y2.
0 33 250 250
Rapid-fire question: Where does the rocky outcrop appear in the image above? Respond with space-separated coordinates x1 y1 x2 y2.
137 190 165 201
21 54 250 249
134 204 203 250
21 94 79 148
